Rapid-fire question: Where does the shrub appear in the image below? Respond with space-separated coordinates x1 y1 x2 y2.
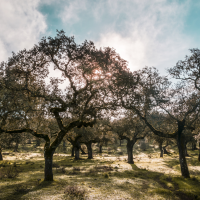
14 184 30 193
1 166 19 178
88 168 98 176
64 185 86 199
104 173 109 178
73 167 81 172
52 163 60 168
118 151 123 155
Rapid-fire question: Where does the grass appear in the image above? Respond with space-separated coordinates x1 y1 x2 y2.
0 142 200 199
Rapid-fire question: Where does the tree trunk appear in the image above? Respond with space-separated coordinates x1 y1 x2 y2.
177 121 190 178
87 143 93 159
163 146 169 154
14 142 18 152
120 139 121 146
0 148 3 161
71 146 74 157
127 140 134 164
35 139 40 147
99 145 102 153
80 147 86 154
192 142 197 151
75 147 79 160
185 143 189 157
198 142 200 162
159 143 163 157
44 152 53 181
63 140 66 148
27 139 31 144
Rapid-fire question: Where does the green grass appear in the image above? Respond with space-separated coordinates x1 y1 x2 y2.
0 142 200 199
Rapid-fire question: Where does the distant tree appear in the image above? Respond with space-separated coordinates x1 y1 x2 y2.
112 114 148 164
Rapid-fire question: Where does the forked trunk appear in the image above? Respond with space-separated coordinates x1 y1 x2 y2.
177 121 190 178
87 143 93 159
159 143 163 157
44 152 53 181
0 148 3 161
75 147 79 160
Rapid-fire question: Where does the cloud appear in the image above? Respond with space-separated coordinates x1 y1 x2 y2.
0 0 47 62
59 0 87 24
93 0 192 74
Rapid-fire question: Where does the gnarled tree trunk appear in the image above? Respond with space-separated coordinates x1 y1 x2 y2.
177 121 190 178
44 150 53 181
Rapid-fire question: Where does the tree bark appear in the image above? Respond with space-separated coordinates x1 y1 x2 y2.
159 143 163 157
75 147 79 160
177 121 190 178
0 148 3 161
87 142 93 159
44 151 53 181
127 140 134 164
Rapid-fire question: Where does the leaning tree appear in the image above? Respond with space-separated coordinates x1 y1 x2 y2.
120 66 200 178
1 30 131 181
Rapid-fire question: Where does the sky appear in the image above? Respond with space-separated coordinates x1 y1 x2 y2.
1 0 200 76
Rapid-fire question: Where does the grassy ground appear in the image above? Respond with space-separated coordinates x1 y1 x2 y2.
0 143 200 200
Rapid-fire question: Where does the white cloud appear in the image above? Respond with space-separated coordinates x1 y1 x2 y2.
59 0 87 24
94 0 192 75
0 0 47 62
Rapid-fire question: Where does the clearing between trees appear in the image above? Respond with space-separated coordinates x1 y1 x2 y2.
0 142 200 200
